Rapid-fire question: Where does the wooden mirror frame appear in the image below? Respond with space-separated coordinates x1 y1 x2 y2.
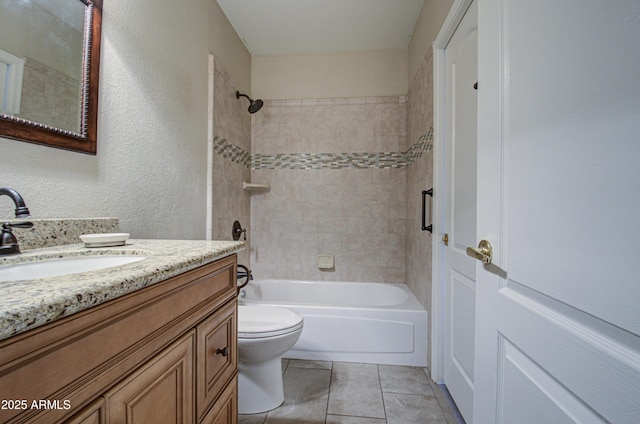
0 0 103 155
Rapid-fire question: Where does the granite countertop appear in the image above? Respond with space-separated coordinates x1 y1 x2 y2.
0 239 245 342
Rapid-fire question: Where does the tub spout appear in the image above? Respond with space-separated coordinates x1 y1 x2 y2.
237 264 253 293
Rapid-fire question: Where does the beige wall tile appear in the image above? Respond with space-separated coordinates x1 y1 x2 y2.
250 98 408 284
405 49 435 368
212 60 252 265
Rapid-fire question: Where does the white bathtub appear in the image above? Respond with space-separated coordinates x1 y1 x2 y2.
240 279 428 366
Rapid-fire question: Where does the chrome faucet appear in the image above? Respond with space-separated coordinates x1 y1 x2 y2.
1 188 33 255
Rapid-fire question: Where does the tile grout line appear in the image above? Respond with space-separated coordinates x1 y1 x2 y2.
243 361 453 424
377 364 388 424
324 361 334 424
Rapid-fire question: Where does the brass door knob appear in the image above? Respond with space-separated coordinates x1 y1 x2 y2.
466 240 493 264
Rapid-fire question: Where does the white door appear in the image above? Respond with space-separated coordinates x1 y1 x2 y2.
474 0 640 422
442 2 477 423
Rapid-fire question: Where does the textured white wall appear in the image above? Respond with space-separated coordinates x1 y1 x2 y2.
0 0 251 240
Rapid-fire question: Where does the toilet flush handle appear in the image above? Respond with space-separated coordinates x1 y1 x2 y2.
216 347 229 357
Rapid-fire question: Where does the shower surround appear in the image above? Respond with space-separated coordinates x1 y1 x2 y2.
211 59 251 265
405 49 436 366
211 58 434 311
250 96 416 283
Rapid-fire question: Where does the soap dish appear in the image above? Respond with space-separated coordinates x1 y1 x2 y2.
80 233 130 248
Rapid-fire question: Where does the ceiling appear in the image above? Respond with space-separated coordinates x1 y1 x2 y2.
216 0 425 56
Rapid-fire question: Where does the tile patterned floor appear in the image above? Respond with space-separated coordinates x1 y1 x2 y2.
239 359 463 424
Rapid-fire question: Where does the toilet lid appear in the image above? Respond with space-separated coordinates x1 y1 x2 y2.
238 305 303 339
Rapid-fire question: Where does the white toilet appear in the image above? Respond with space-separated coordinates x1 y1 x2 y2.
237 304 303 414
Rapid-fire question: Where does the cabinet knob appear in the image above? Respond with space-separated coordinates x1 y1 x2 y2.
216 347 229 357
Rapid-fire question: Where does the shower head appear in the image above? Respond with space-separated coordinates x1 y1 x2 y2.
248 98 263 114
236 91 263 114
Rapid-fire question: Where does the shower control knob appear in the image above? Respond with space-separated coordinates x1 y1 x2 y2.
232 220 247 241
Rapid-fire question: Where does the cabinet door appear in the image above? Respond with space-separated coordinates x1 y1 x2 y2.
200 378 237 424
196 300 237 420
105 333 194 424
65 399 105 424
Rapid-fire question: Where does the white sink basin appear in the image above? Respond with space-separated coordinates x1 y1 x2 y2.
0 255 146 282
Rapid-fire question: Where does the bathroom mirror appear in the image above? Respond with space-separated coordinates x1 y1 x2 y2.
0 0 102 154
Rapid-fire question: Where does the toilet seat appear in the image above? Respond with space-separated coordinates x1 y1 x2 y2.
238 305 303 339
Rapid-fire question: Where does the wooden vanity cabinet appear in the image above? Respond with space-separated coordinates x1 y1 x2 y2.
0 254 239 424
200 380 237 424
65 399 106 424
104 332 195 423
196 300 237 421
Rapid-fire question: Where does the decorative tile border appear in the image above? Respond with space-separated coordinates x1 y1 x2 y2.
406 126 434 166
252 151 404 170
213 135 251 168
213 126 433 170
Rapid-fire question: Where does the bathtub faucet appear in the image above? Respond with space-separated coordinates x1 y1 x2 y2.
237 264 252 294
